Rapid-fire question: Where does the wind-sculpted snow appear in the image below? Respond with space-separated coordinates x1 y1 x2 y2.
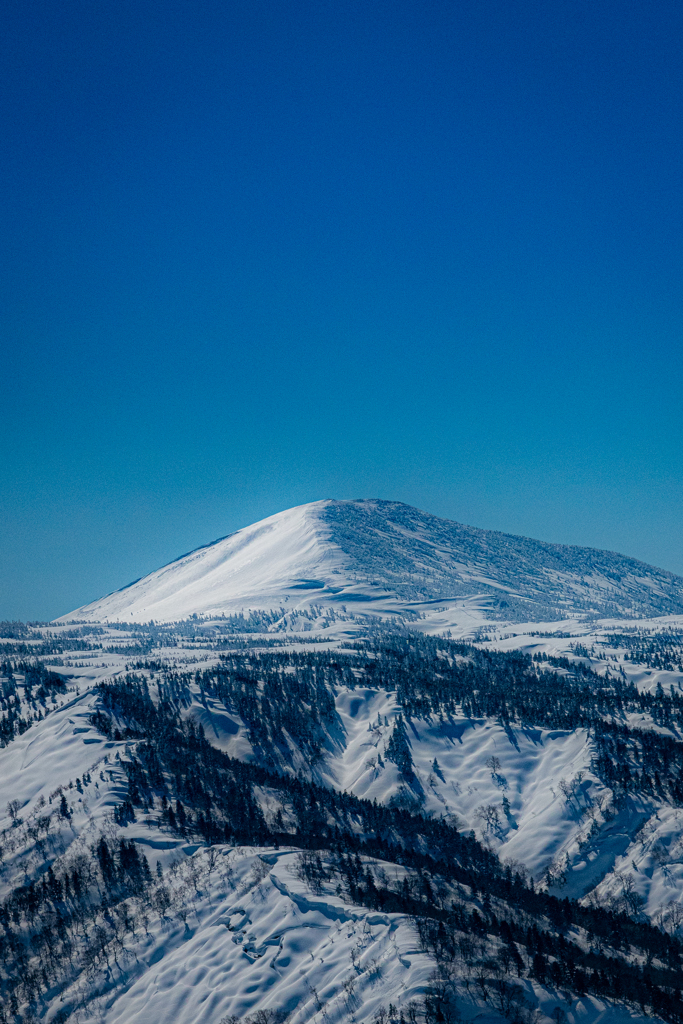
59 499 683 625
0 683 677 1024
190 678 618 890
187 679 601 882
90 850 434 1024
588 805 683 930
0 687 436 1022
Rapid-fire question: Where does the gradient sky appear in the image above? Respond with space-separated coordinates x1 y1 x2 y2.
2 0 683 620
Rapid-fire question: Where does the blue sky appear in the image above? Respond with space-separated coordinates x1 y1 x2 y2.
2 0 683 620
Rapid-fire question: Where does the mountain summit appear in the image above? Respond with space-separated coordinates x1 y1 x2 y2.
60 499 683 624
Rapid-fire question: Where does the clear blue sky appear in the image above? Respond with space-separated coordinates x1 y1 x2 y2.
2 0 683 620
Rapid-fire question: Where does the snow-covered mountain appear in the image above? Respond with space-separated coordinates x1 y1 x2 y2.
61 498 683 625
8 501 683 1024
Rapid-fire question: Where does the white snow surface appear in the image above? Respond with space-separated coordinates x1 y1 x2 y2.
82 847 648 1024
85 848 433 1024
62 502 342 625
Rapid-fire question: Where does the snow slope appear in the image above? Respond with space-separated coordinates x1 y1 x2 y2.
0 687 432 1022
0 675 668 1024
326 693 601 883
84 848 650 1024
59 499 683 625
86 849 434 1024
588 804 683 928
0 663 635 917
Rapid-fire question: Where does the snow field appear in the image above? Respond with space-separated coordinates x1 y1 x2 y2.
193 681 605 885
0 690 114 824
590 804 683 927
6 665 679 933
76 846 668 1024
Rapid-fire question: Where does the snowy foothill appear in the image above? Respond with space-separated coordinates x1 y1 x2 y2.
182 665 682 914
0 670 603 907
181 673 606 886
6 615 683 939
76 847 655 1024
0 644 679 1023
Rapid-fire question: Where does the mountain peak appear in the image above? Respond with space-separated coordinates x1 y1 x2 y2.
59 499 683 624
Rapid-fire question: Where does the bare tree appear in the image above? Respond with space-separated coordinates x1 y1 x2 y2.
476 803 501 833
206 845 220 895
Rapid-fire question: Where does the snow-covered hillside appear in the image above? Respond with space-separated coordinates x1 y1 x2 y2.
192 679 601 885
0 653 671 1024
60 499 683 625
5 620 683 1022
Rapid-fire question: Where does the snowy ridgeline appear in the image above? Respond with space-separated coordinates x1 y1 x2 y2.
4 628 683 1022
58 499 683 625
